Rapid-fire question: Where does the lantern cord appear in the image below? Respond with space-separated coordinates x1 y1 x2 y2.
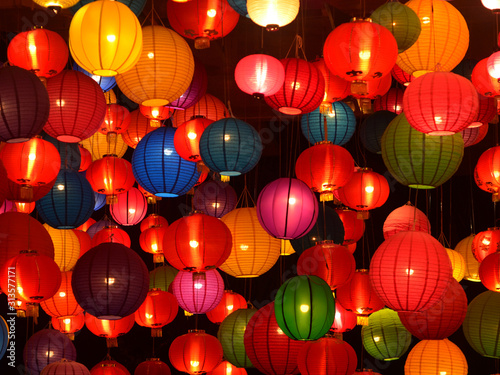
322 200 327 241
437 185 450 248
284 35 307 61
448 179 453 244
140 0 165 28
467 152 476 234
235 175 255 208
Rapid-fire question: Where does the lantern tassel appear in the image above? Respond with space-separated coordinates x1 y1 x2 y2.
220 175 230 182
357 211 370 220
493 193 499 202
153 254 165 264
106 195 118 204
357 315 369 325
66 333 75 341
16 309 26 318
26 304 39 324
320 191 334 202
151 328 162 337
149 119 161 128
147 196 158 204
106 337 118 348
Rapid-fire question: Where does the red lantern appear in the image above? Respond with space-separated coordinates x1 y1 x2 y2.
140 225 168 262
265 58 325 115
140 214 169 232
99 104 131 135
76 217 96 232
168 330 223 374
139 104 175 127
391 64 413 86
206 290 247 324
312 57 350 112
135 359 171 375
84 313 135 347
475 146 500 199
79 145 92 172
73 229 91 257
121 109 155 148
462 123 489 147
472 57 500 98
90 360 130 375
4 174 56 202
335 208 365 245
14 201 35 214
373 87 404 114
207 361 247 375
40 271 83 319
134 289 178 336
171 94 228 128
382 203 431 240
472 227 500 262
173 117 213 162
86 156 135 203
234 54 285 99
330 301 357 333
479 252 500 291
109 187 147 226
469 94 496 128
350 74 392 99
52 313 85 338
91 226 131 247
7 28 68 79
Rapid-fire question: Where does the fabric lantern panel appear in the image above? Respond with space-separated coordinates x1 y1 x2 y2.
207 290 247 324
472 227 500 262
383 203 431 239
149 265 178 292
91 226 131 248
335 208 365 244
98 104 130 135
134 289 178 335
84 312 135 341
171 94 229 128
234 54 285 98
39 359 90 375
110 187 147 226
351 74 392 100
42 133 81 172
168 58 208 110
193 180 238 218
462 123 489 147
141 214 169 232
472 58 500 98
373 87 404 115
330 301 357 333
246 0 299 29
90 360 130 375
135 359 171 375
479 252 500 291
51 313 85 337
391 64 414 86
207 361 247 375
475 146 500 198
447 248 466 282
70 0 147 16
312 57 351 110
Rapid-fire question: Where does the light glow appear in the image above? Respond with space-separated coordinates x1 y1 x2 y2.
365 186 374 193
189 240 199 248
207 9 217 17
107 35 116 42
188 132 198 140
300 304 310 313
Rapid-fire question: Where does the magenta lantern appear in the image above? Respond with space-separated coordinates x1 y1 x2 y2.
234 54 285 99
168 58 208 110
110 187 148 226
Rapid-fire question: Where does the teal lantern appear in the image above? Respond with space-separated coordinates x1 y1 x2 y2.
362 308 412 361
274 275 335 340
218 308 257 368
359 110 397 154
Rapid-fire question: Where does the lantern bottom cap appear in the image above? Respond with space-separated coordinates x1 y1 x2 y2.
407 184 436 189
279 107 302 115
425 130 456 136
468 122 483 128
92 69 118 77
155 192 180 198
6 137 30 143
56 134 82 143
234 274 260 278
220 171 242 177
97 314 123 320
142 98 169 107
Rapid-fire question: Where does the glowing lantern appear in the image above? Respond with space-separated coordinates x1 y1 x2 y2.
135 359 171 375
169 58 208 110
15 201 35 214
149 265 178 292
43 225 80 272
373 87 404 114
86 218 118 238
193 179 238 218
171 94 229 127
139 105 174 127
472 227 500 262
383 203 431 239
331 301 357 333
207 361 247 375
91 226 131 247
84 313 135 347
74 229 91 257
479 252 500 291
80 131 128 161
207 290 247 324
174 117 213 162
90 360 130 375
76 217 96 232
455 234 481 282
246 0 299 30
351 74 392 100
475 146 500 200
109 187 147 226
121 109 155 148
462 123 489 147
391 64 413 86
52 313 85 338
98 104 130 136
234 54 285 98
135 289 178 336
312 57 351 112
472 58 500 98
40 271 83 319
482 0 500 11
140 222 168 257
446 248 466 282
141 214 168 231
335 208 365 244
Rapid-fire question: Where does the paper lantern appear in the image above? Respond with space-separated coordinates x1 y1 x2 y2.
33 0 79 9
312 57 351 112
168 58 208 110
335 208 365 245
171 94 229 128
193 179 238 218
207 361 247 375
247 0 299 29
220 207 281 278
470 94 496 128
199 118 263 177
472 58 500 98
52 313 85 337
149 265 178 292
169 330 223 374
217 308 257 367
163 212 232 271
135 359 171 375
447 248 466 282
90 360 130 375
42 133 81 172
40 271 83 318
110 187 147 226
80 131 128 161
472 227 500 262
173 117 213 162
73 63 117 92
69 0 142 76
73 229 91 257
381 113 464 189
116 25 194 106
207 290 247 324
139 105 174 127
330 301 357 333
134 290 178 335
482 0 500 11
479 252 500 291
41 359 89 375
391 64 413 86
355 370 381 375
264 58 325 115
92 226 131 247
404 339 468 375
228 0 248 16
244 302 304 375
455 234 481 282
98 104 130 136
373 87 404 115
297 336 357 375
132 127 201 197
84 313 135 341
234 54 285 98
383 203 431 239
475 146 500 198
71 0 147 16
141 214 168 232
121 110 155 149
43 225 80 272
72 243 149 319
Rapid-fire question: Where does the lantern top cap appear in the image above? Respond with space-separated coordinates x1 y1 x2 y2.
188 329 205 333
146 358 161 362
357 167 373 172
356 268 369 273
350 17 372 23
315 140 333 146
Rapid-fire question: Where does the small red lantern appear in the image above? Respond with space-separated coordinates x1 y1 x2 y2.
475 146 500 200
121 110 155 149
140 214 169 231
383 203 431 240
298 336 357 375
134 289 178 337
331 301 357 333
207 360 247 375
139 104 175 127
73 229 91 257
312 57 350 112
40 271 83 319
206 290 247 324
135 359 171 375
373 87 404 114
99 104 131 135
234 54 285 99
76 217 96 232
84 313 135 347
91 226 131 248
139 225 168 263
335 208 365 245
173 117 213 162
391 64 413 86
171 94 228 128
472 227 500 262
479 252 500 291
52 313 85 338
109 187 147 226
90 360 130 375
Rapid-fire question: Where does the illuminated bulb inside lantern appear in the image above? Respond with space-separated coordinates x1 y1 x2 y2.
128 208 136 214
359 51 371 60
151 109 160 118
277 327 284 334
212 202 220 208
240 244 249 251
151 244 158 252
395 105 402 112
190 240 199 248
373 336 380 342
147 52 154 59
190 361 200 368
292 81 301 89
63 318 71 324
105 277 115 284
422 16 431 24
392 22 397 26
227 305 234 311
194 282 203 289
29 44 37 53
56 99 65 107
328 110 336 118
226 367 232 374
207 9 217 17
365 186 374 193
311 237 317 241
59 292 66 297
146 313 153 319
164 148 173 156
482 238 491 246
406 268 414 276
188 132 197 140
434 116 443 124
494 171 500 179
440 372 447 375
46 351 54 357
300 304 310 313
107 35 116 43
224 134 231 141
17 286 23 294
57 184 65 190
288 197 296 205
29 153 36 160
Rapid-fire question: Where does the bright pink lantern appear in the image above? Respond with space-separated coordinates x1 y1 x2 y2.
234 54 285 99
109 187 147 226
256 177 318 240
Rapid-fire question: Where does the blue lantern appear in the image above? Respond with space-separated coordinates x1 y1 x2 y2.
0 316 8 360
72 62 117 92
228 0 249 17
132 127 200 198
359 110 397 154
94 192 106 211
42 132 81 170
70 0 147 16
301 102 356 145
199 118 263 177
36 169 95 229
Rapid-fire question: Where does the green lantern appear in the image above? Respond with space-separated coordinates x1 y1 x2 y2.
362 308 411 361
217 308 256 368
274 275 335 341
149 265 178 292
370 2 421 53
463 291 500 358
381 113 464 189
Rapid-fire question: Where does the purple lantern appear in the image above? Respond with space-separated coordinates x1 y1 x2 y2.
256 177 319 239
0 200 16 214
171 269 224 314
23 329 77 375
86 218 119 239
168 58 207 110
193 179 237 218
71 243 149 319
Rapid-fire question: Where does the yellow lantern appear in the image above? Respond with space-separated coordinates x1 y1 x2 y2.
32 0 79 11
446 248 466 282
43 224 81 272
405 339 468 375
220 207 281 278
69 0 143 76
116 25 194 106
247 0 300 30
397 0 469 77
80 132 128 161
455 234 481 282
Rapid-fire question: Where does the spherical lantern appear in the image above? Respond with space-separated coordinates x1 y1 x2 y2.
220 207 281 278
479 252 500 291
41 359 90 375
90 360 130 375
8 28 68 79
383 203 431 239
168 58 208 110
373 87 404 114
135 358 171 375
370 230 453 312
72 243 149 319
297 336 357 375
173 117 213 162
296 241 355 290
275 275 335 341
472 58 500 98
71 0 147 16
475 146 500 198
40 271 83 318
121 110 155 149
80 131 129 161
149 265 178 292
116 25 194 106
69 0 142 76
171 269 224 314
312 57 351 111
463 122 489 147
244 302 305 375
397 0 469 76
295 143 354 202
228 0 248 16
171 94 229 128
446 248 466 282
247 0 299 29
331 301 357 333
193 179 237 218
455 234 481 282
23 329 76 375
199 118 263 177
405 339 468 375
335 208 365 245
391 64 414 86
92 226 131 247
381 113 464 189
207 361 247 375
98 104 130 135
52 313 85 337
76 217 96 232
73 63 117 92
85 313 134 347
141 214 169 232
264 58 325 115
36 169 95 229
470 94 496 128
109 187 147 226
163 212 232 271
73 229 91 256
43 225 80 272
132 126 201 197
134 289 178 336
207 290 247 324
472 227 500 262
234 54 285 98
218 308 257 368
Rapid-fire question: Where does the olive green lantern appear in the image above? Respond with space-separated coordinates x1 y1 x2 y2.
381 113 464 189
149 265 178 292
362 308 411 361
274 275 335 341
217 308 256 368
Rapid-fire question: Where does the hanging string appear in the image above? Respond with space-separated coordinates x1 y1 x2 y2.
467 152 476 234
284 35 307 60
235 175 255 208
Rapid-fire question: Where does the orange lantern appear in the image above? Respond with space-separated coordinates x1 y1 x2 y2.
121 109 155 148
312 57 350 113
174 117 213 162
139 104 175 127
171 94 228 128
475 146 500 201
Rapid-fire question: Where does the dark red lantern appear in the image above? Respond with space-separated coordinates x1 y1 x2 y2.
472 227 500 262
91 226 131 247
335 208 365 245
462 123 489 147
193 179 238 218
121 109 155 149
109 187 147 226
373 87 404 114
265 58 325 115
234 54 285 99
135 359 171 375
207 361 247 375
140 214 169 232
479 252 500 291
312 57 350 112
99 104 131 135
134 289 178 336
84 313 135 347
330 301 357 333
206 290 247 324
76 217 96 232
174 117 213 162
469 94 496 128
52 313 85 338
73 229 91 257
475 146 500 200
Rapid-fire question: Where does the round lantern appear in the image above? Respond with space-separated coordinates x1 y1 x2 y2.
312 57 351 112
85 312 135 339
199 118 263 177
121 110 155 149
472 227 500 262
228 0 248 16
447 248 466 282
86 218 118 238
297 336 357 375
163 212 232 271
33 0 79 10
90 360 130 375
359 110 397 155
92 226 131 247
0 66 50 143
296 241 355 290
217 308 257 368
464 125 489 149
171 94 229 128
73 63 117 93
52 313 85 337
74 229 91 257
98 104 130 135
455 234 481 282
80 145 93 172
207 361 247 375
247 0 299 29
169 330 223 374
479 252 500 291
193 179 237 218
482 0 500 11
43 225 80 272
274 275 335 341
295 143 354 202
76 217 96 232
132 126 201 197
80 131 129 161
475 146 500 198
391 64 414 86
244 302 305 375
135 289 178 335
36 169 95 229
41 359 90 375
168 58 208 110
69 0 142 76
40 271 83 318
330 301 357 333
381 113 464 189
135 359 171 375
405 339 468 375
149 265 178 292
173 117 213 162
72 243 149 319
234 54 285 98
470 94 496 128
370 231 453 312
335 208 365 244
220 207 281 278
109 187 147 226
472 58 500 98
116 25 194 106
171 269 224 314
383 203 431 239
264 58 325 115
373 87 404 114
8 28 68 79
141 214 168 232
71 0 147 16
207 290 247 324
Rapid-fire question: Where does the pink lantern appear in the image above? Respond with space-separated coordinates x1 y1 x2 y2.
234 54 285 99
109 187 148 226
383 203 431 239
469 94 496 128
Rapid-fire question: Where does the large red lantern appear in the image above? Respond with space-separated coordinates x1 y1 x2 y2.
206 290 247 324
84 313 135 347
134 289 178 336
86 156 135 203
475 146 500 200
335 208 365 245
391 64 413 86
312 57 350 112
139 104 174 127
472 58 500 98
99 104 131 136
383 203 431 239
472 227 500 262
40 271 83 319
109 187 147 226
469 94 496 128
73 229 91 257
91 226 131 247
90 360 130 375
234 54 285 99
173 117 213 162
350 74 392 100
